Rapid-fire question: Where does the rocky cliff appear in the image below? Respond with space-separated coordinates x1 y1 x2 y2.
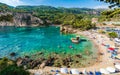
0 12 44 26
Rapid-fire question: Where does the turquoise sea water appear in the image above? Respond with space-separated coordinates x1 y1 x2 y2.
0 26 93 58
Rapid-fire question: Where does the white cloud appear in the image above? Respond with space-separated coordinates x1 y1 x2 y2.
94 5 108 9
0 0 26 6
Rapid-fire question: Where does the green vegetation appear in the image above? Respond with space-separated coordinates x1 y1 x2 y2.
0 14 13 22
98 30 106 34
0 57 30 75
72 19 96 30
108 32 118 38
0 3 13 12
0 65 29 75
0 57 14 71
99 8 120 22
27 6 97 30
0 3 101 30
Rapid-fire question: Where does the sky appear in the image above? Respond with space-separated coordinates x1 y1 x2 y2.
0 0 110 8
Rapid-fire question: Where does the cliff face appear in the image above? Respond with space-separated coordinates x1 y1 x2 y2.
0 12 44 26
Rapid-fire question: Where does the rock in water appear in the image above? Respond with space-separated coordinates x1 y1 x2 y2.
75 54 82 58
10 52 16 57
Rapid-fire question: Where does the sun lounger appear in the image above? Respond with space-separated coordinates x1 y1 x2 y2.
60 68 68 74
34 72 42 75
95 71 102 75
55 73 61 75
89 71 94 75
115 64 120 69
106 67 116 73
56 70 60 73
71 69 79 74
100 68 110 74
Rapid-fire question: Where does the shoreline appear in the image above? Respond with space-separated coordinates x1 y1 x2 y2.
0 26 97 68
0 25 117 74
28 28 116 74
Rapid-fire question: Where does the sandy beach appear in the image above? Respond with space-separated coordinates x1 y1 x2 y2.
29 30 120 75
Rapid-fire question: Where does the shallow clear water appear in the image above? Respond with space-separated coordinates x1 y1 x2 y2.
0 26 93 58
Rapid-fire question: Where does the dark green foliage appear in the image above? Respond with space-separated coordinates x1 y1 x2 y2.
108 32 118 38
0 3 13 12
0 2 100 30
0 65 30 75
0 57 14 71
0 14 13 22
15 5 100 14
0 57 30 75
72 19 96 30
26 6 97 30
99 8 120 22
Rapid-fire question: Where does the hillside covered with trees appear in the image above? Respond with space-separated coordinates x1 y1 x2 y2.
0 2 105 30
99 8 120 22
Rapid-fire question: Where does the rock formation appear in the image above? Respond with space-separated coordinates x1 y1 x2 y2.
60 25 77 33
0 12 44 26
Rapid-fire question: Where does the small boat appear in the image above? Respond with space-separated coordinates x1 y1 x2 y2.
71 36 80 44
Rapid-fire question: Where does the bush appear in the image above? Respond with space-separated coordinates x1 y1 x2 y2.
0 14 13 22
0 65 30 75
0 57 29 75
98 30 106 34
0 57 14 71
72 19 95 30
108 32 118 38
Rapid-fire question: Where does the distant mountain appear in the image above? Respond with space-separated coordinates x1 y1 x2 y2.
0 3 13 11
0 2 105 15
15 5 102 15
0 2 106 27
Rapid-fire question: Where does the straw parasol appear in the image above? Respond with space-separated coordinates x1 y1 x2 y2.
100 68 110 74
71 69 79 74
60 68 68 74
106 67 115 73
115 64 120 69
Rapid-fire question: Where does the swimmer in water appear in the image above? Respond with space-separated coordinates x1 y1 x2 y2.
69 45 72 48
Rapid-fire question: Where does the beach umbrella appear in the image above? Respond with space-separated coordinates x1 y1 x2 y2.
108 47 115 51
115 64 120 69
100 68 110 74
56 70 60 73
71 69 79 74
115 38 120 42
56 74 61 75
89 71 94 75
34 72 42 75
106 67 115 73
95 71 102 75
60 68 68 74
